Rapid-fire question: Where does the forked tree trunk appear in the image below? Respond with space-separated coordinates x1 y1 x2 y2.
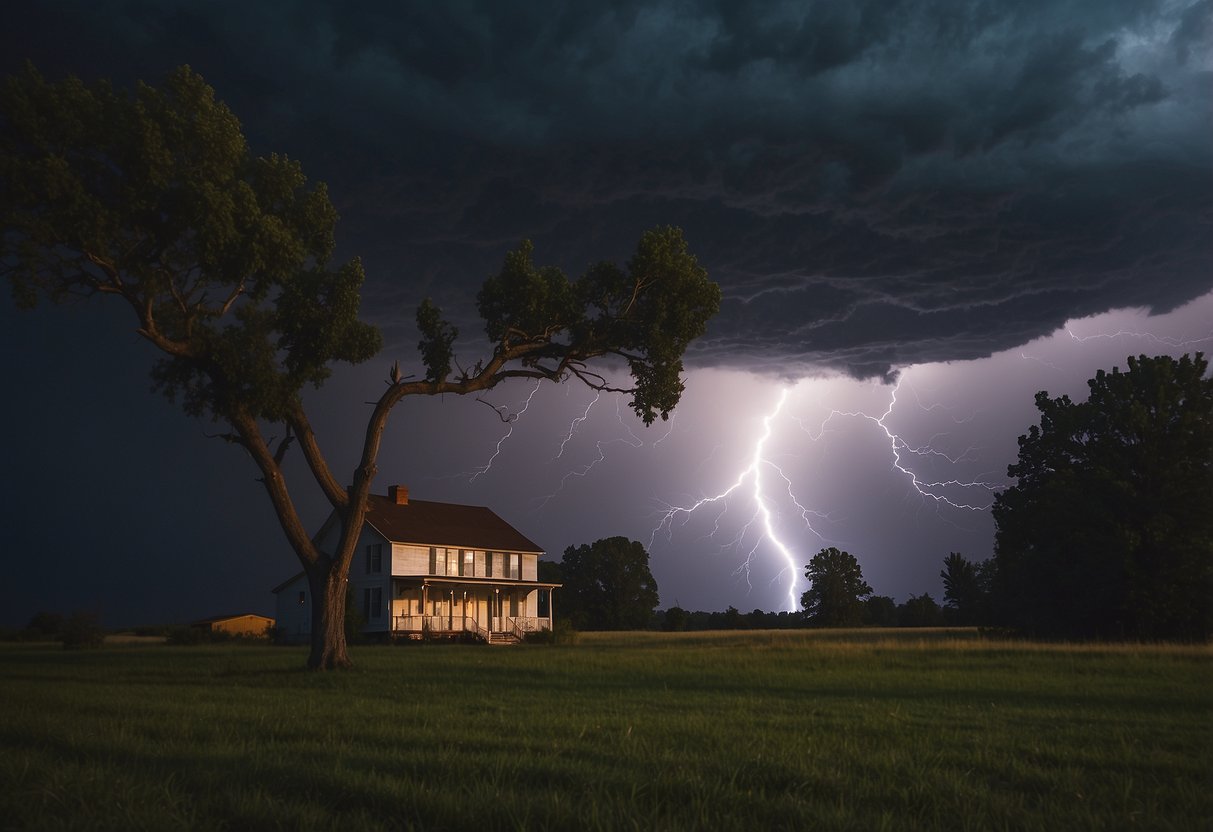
307 563 352 670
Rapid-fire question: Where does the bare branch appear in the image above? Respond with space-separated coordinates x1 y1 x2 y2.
476 396 518 424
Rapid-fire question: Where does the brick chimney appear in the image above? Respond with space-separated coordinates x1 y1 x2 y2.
388 485 409 505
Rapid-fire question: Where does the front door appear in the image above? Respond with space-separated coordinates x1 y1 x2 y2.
491 591 503 632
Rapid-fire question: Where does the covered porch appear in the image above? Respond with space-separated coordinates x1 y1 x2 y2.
391 576 558 643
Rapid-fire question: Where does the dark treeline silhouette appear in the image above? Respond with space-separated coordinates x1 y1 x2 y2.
989 354 1211 640
656 596 953 631
2 610 105 649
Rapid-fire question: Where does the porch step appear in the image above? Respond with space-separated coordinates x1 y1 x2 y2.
488 632 520 645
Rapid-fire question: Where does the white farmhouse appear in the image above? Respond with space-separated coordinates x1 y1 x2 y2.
273 486 557 644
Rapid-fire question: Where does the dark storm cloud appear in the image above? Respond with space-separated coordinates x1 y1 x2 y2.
3 0 1210 378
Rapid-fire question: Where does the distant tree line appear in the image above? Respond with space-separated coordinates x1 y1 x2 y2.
2 611 106 649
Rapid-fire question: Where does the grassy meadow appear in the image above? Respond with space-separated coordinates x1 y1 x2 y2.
1 629 1209 831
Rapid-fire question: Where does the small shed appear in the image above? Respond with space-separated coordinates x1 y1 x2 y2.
191 613 275 637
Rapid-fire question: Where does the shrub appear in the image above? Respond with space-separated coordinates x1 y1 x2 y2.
60 612 105 650
525 619 580 645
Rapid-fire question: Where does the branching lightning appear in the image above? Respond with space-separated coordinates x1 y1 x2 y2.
650 389 825 612
537 397 673 509
800 378 1003 512
1066 327 1213 348
468 380 542 482
554 392 600 459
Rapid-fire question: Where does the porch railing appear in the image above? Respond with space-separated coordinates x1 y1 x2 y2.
393 614 551 639
393 614 492 640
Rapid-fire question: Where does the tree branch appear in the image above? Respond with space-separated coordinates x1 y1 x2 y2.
227 406 319 567
286 404 348 510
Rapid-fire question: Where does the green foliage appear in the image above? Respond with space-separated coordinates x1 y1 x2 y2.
523 618 580 645
863 595 898 627
59 611 104 650
559 537 660 630
992 353 1213 640
21 611 64 641
662 606 689 631
415 297 458 382
897 593 944 627
940 552 993 625
0 63 381 422
801 547 873 627
475 227 720 424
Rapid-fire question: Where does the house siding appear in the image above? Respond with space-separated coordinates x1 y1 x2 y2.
274 573 311 641
393 544 428 575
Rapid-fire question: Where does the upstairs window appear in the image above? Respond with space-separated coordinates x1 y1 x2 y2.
366 543 383 574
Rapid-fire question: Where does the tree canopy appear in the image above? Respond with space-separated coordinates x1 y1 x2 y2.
992 353 1213 640
801 547 873 627
1 64 720 668
939 552 992 626
558 537 660 630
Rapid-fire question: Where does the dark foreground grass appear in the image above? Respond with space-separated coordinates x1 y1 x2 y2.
1 629 1209 831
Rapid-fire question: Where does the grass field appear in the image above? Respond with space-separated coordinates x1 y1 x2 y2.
1 629 1209 831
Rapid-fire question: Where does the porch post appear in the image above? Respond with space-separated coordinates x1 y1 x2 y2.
422 584 428 635
549 588 555 631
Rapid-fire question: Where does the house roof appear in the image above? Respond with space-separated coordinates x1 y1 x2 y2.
364 495 543 554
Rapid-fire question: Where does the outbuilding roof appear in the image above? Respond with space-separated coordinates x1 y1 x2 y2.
191 613 275 625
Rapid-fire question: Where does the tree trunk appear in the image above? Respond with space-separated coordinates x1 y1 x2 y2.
307 562 353 670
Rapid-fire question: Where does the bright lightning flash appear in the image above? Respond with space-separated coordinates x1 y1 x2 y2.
651 388 822 612
651 375 1005 613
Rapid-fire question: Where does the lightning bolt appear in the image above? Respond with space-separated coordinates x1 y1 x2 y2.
468 380 542 482
537 397 673 509
1066 327 1213 348
650 388 824 612
554 391 600 459
802 377 1002 512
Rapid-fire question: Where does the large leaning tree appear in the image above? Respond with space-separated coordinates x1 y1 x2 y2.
0 64 721 669
992 353 1212 640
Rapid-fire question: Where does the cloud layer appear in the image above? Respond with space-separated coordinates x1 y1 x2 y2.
5 0 1211 382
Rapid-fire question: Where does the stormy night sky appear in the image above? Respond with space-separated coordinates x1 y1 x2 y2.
1 1 1210 627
